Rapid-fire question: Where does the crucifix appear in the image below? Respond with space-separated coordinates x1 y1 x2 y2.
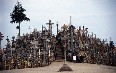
46 20 54 37
61 24 68 64
59 24 73 72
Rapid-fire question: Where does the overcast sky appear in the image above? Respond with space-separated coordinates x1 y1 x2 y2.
0 0 116 48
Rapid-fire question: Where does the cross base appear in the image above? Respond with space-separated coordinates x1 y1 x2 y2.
58 64 73 72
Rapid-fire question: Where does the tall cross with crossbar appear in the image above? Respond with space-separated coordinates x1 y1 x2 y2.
46 20 54 36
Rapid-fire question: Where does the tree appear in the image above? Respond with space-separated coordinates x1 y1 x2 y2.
10 2 30 36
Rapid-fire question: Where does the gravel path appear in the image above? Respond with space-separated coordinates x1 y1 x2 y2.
0 62 116 73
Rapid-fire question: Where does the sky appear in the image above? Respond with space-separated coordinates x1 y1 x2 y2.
0 0 116 48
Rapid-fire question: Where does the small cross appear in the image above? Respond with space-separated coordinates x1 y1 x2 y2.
61 24 68 31
28 26 31 30
28 26 32 33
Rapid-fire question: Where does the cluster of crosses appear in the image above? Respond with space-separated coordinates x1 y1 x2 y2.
0 20 56 70
0 20 116 70
56 24 116 66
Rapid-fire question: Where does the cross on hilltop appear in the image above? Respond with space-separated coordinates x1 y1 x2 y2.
46 20 54 36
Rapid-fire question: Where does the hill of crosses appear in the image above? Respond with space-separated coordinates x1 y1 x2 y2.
0 1 116 71
0 19 116 70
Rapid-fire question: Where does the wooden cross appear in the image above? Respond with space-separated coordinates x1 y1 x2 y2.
46 20 54 36
61 24 68 64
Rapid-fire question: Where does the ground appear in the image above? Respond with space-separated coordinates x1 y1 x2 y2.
0 62 116 73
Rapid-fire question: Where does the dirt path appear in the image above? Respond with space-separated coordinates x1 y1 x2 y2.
0 62 116 73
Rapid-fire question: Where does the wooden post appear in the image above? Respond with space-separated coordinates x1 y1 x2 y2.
0 32 4 49
39 48 40 57
49 48 50 57
56 21 58 35
5 61 6 70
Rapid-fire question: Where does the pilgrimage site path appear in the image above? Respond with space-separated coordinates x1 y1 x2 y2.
0 61 116 73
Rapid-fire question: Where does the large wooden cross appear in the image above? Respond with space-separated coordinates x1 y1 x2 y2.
61 24 68 64
46 20 54 36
